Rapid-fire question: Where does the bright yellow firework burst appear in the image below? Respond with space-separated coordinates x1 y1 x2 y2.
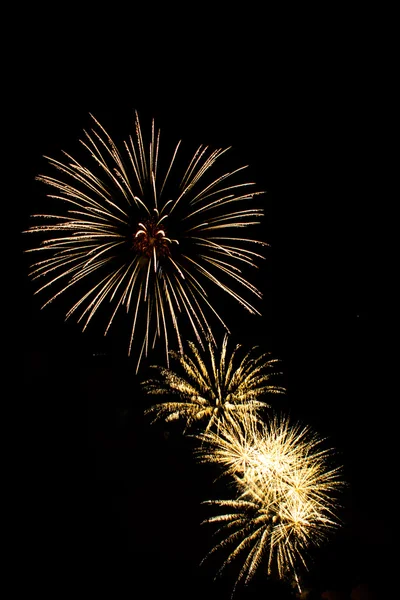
25 112 267 371
142 335 285 432
196 411 344 595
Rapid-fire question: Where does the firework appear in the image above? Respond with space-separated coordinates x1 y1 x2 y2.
25 112 267 370
198 411 343 595
142 335 285 432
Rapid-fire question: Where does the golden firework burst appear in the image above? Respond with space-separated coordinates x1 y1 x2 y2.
142 335 285 432
197 411 343 595
25 112 267 370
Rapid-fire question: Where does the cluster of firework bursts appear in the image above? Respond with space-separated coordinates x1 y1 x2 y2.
195 411 343 594
142 336 343 595
25 112 344 596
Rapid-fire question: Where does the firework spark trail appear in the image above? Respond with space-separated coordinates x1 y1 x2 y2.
196 411 343 595
25 112 267 370
142 335 285 432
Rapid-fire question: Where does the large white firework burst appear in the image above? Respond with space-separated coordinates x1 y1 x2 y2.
25 112 267 370
142 335 285 432
197 411 343 595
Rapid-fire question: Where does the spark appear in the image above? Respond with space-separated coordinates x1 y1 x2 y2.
142 334 285 432
25 112 267 371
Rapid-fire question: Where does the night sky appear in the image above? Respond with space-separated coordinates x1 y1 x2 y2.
15 18 392 600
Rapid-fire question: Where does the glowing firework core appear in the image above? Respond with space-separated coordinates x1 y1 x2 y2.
133 218 172 259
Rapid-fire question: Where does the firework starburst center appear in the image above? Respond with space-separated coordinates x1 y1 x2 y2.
133 216 175 260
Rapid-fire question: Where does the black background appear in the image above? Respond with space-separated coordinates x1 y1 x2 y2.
13 10 393 599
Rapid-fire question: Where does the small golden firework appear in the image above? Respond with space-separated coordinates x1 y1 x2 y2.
142 335 285 432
